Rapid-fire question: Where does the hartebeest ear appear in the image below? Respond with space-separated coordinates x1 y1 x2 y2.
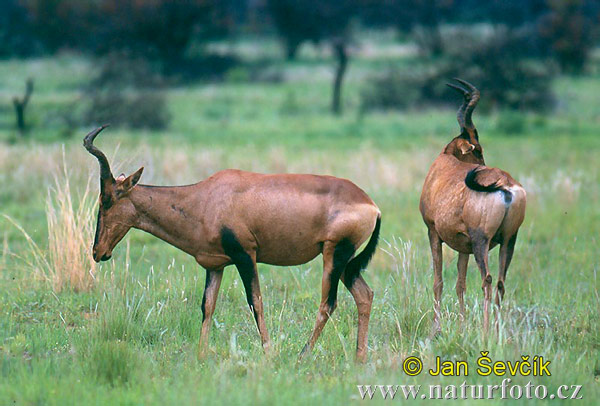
116 167 144 195
456 138 475 155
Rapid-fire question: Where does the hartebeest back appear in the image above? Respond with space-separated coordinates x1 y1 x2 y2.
84 126 381 362
419 79 526 333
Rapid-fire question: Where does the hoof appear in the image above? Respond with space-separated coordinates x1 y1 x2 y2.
298 344 311 362
429 323 442 339
355 352 368 364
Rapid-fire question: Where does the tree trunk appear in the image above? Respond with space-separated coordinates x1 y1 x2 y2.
286 38 301 60
13 79 34 136
428 25 444 57
331 41 348 115
13 102 25 133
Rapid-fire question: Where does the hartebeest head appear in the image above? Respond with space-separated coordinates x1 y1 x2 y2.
443 78 485 165
84 125 144 262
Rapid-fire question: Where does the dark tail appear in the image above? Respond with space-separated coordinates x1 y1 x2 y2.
465 167 502 192
345 215 381 284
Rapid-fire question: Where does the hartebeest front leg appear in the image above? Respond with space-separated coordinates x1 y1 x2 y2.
221 227 271 353
428 228 443 336
470 231 492 334
236 259 271 353
198 268 224 358
300 240 354 360
341 273 373 363
456 252 469 318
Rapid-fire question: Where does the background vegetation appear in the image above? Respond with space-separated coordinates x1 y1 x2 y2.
1 1 599 404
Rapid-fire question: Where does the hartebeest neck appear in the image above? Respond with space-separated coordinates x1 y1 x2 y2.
128 184 204 257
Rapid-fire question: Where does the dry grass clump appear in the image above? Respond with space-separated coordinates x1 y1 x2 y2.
6 150 97 292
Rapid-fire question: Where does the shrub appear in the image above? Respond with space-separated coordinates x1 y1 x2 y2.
0 0 38 57
361 66 450 112
495 111 528 134
361 27 556 113
86 91 170 130
22 0 228 61
84 54 170 130
537 0 600 74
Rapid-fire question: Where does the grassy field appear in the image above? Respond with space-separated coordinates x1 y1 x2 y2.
0 39 599 405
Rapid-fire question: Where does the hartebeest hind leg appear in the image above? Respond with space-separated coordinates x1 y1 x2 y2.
456 252 469 318
199 268 224 358
341 273 373 363
470 231 493 334
427 228 443 336
496 233 517 307
299 240 354 360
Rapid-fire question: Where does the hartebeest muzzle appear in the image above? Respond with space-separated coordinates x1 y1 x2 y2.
92 249 112 262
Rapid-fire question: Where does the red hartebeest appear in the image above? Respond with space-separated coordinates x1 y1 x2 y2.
420 79 526 334
84 126 381 362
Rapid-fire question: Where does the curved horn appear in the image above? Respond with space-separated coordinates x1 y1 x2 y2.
454 78 480 128
83 125 113 181
446 82 469 130
447 78 480 130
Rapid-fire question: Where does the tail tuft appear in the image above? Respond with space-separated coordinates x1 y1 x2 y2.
345 215 381 285
465 167 503 193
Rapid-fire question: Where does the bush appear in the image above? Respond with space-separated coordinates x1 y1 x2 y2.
84 54 170 130
537 0 600 74
22 0 228 61
0 0 39 57
495 110 528 134
361 27 556 113
361 66 451 112
445 27 556 111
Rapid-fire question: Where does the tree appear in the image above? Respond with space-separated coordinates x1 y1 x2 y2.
22 0 229 63
268 0 355 114
357 0 457 56
0 0 37 58
268 0 355 59
537 0 600 73
331 39 348 115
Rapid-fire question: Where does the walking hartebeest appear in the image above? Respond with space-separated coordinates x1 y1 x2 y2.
419 79 526 333
84 125 381 362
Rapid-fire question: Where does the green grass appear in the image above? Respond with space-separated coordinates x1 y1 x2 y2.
1 40 599 405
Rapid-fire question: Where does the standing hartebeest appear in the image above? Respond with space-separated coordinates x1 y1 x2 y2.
419 79 526 334
84 125 381 362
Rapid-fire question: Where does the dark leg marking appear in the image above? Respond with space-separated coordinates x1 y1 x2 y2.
497 233 518 304
327 239 355 309
344 216 381 288
221 227 271 351
221 226 256 312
